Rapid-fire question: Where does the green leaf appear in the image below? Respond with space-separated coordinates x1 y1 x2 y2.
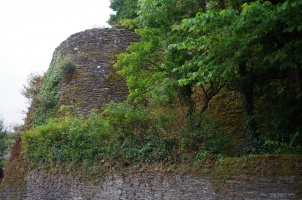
178 79 190 86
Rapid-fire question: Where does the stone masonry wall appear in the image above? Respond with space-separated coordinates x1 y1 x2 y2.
21 171 301 200
1 168 300 200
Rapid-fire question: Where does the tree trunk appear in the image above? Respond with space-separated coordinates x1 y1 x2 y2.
287 67 301 96
238 63 258 138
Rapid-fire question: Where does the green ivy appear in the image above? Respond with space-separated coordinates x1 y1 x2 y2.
32 52 77 126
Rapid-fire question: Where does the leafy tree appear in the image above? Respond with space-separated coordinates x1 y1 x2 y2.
108 0 139 26
171 0 302 143
115 0 302 152
115 0 203 108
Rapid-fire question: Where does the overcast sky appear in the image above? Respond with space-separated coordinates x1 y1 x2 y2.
0 0 114 129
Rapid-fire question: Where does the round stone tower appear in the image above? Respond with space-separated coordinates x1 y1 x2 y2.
52 28 139 116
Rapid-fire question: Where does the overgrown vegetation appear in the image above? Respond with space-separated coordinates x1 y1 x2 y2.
108 0 138 27
22 53 77 128
20 0 302 170
112 0 302 154
23 103 231 167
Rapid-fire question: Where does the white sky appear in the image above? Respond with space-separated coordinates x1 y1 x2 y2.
0 0 114 129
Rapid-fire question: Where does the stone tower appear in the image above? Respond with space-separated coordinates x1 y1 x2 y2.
52 28 139 115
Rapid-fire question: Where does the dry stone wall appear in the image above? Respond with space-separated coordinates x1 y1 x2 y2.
1 169 301 200
20 171 302 200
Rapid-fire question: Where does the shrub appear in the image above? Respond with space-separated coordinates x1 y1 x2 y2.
22 101 180 166
100 102 179 163
23 101 233 168
23 115 110 165
21 72 43 102
60 59 76 83
180 113 231 156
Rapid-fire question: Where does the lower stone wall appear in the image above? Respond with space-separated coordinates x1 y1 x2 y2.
10 171 298 200
0 186 27 200
25 171 216 200
217 175 298 199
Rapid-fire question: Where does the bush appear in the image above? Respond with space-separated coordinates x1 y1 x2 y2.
60 59 76 82
21 72 42 102
22 100 236 168
22 102 179 166
98 102 179 163
180 113 231 156
23 115 109 165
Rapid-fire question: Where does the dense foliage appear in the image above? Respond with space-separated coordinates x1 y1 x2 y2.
108 0 138 27
172 0 302 142
23 103 229 167
114 0 302 153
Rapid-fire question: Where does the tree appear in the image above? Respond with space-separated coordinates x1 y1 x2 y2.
114 0 302 152
171 0 302 142
115 0 204 107
108 0 139 27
